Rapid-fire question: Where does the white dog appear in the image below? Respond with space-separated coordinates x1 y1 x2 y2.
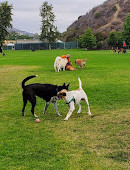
54 57 68 72
54 56 61 72
57 77 91 120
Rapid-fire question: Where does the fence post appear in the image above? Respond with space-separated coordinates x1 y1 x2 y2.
77 41 78 48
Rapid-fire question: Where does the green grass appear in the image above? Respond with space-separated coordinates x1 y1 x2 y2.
0 49 129 170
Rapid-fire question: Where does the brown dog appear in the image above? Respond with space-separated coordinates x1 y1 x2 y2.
66 61 76 71
118 48 123 53
75 59 88 68
118 48 126 54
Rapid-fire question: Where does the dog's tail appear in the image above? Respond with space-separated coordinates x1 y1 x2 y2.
78 77 82 89
22 75 38 89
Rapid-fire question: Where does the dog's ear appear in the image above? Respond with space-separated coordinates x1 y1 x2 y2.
63 83 65 86
66 83 70 90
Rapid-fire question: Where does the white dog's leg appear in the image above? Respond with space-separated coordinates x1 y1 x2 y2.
63 66 65 71
54 63 56 72
84 96 91 115
64 103 75 120
56 65 58 72
57 65 60 72
52 101 62 116
77 103 81 113
55 68 57 72
55 66 57 72
43 102 50 114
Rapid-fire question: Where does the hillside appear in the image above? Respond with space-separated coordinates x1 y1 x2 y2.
7 27 35 37
61 0 130 41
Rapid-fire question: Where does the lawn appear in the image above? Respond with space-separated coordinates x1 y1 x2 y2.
0 49 129 169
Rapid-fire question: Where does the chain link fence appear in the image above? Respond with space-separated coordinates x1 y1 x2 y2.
3 41 78 50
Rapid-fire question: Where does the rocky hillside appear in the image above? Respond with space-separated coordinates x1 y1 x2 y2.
61 0 130 41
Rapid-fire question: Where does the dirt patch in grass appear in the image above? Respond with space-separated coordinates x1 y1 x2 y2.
0 65 37 73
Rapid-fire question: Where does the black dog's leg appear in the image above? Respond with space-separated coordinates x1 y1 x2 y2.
22 99 27 116
52 101 62 116
22 91 28 116
43 102 50 114
29 96 38 117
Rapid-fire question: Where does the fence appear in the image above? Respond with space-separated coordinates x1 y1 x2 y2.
3 45 15 50
3 41 78 50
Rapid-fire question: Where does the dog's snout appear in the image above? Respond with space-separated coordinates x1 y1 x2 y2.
57 92 66 99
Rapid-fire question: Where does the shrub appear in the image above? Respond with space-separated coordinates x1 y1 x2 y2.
113 5 117 12
95 12 101 19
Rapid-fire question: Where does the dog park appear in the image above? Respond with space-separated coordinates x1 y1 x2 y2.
0 49 129 169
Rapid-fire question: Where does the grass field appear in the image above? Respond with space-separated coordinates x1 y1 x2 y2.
0 49 129 169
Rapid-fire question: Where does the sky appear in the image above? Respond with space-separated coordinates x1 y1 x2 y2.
1 0 106 34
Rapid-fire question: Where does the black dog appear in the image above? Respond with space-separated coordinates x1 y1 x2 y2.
22 75 69 117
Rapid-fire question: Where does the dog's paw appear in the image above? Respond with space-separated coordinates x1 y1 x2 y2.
64 118 68 121
34 114 38 118
88 112 92 115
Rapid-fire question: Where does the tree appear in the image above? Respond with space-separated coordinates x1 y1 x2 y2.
40 1 59 47
95 32 105 42
107 31 123 47
0 1 13 45
79 27 96 49
123 13 130 44
95 32 106 49
96 41 102 49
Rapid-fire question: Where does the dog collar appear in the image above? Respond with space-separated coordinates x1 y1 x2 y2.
66 97 75 105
